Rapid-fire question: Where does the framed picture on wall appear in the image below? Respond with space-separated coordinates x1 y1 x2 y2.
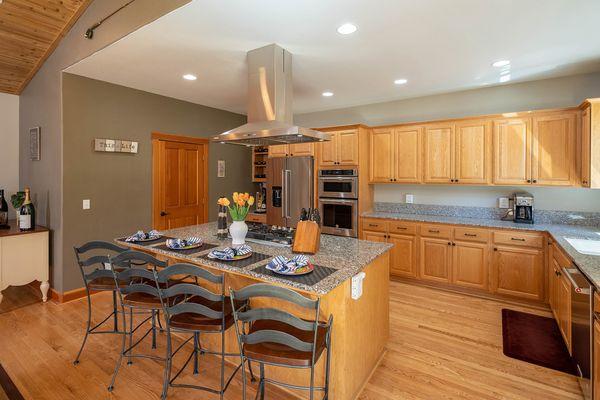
217 160 226 178
30 127 40 161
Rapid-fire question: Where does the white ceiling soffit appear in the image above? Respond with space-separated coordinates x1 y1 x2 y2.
66 0 600 115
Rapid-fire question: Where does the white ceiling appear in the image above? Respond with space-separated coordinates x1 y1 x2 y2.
66 0 600 115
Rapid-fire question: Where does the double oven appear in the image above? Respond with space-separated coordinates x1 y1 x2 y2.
318 169 359 237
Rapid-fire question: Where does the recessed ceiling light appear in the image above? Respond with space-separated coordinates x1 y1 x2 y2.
500 69 511 76
492 60 510 68
183 74 197 81
322 91 334 97
499 74 511 83
337 23 357 35
394 78 408 85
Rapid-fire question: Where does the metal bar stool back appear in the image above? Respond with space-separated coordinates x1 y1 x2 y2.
156 263 245 400
107 250 168 393
73 241 129 365
230 283 333 400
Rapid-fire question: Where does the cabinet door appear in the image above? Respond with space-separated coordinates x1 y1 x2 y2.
452 241 488 290
549 258 560 321
419 237 451 283
388 233 417 278
319 132 338 166
491 245 543 301
454 119 491 184
582 107 591 187
289 142 314 157
269 144 289 157
532 112 576 186
594 320 600 400
558 272 572 352
369 128 395 182
337 130 359 165
394 126 422 183
423 124 454 183
362 230 387 243
493 118 532 185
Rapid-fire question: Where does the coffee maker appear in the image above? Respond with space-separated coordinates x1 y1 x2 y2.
513 192 534 224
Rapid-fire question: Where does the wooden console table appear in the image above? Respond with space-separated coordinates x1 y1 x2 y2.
0 221 49 304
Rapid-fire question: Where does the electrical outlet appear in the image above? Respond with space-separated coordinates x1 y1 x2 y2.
406 194 414 204
83 199 91 210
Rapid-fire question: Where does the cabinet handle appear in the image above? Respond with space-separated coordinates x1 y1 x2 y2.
455 179 459 183
389 178 393 182
368 224 379 227
510 237 526 242
429 229 440 233
493 248 498 251
527 179 531 183
396 227 407 230
464 233 477 237
452 242 456 246
532 179 537 183
447 242 452 246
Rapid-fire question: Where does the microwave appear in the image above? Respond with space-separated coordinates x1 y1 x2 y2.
318 169 358 199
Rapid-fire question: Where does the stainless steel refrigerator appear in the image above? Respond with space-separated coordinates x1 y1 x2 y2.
266 156 314 228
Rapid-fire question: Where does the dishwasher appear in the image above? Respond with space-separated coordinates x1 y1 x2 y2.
564 266 594 400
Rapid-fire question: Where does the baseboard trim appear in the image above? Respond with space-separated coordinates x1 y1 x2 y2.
49 287 90 303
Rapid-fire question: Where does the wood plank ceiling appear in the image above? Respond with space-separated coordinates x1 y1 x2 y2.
0 0 92 94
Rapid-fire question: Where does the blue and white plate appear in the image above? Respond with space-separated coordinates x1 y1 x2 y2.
166 237 203 250
207 245 253 261
125 230 161 242
266 255 314 276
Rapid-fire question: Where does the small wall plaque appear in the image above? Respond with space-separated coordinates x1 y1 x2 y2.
217 160 226 178
30 127 40 161
94 138 138 153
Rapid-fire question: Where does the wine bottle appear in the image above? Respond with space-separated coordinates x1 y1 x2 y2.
0 189 8 226
19 187 35 231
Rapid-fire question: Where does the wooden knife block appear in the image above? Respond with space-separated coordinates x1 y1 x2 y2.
292 221 321 254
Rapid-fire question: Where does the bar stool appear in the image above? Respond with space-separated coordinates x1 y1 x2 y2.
108 250 168 392
230 283 333 400
156 263 246 400
73 241 129 365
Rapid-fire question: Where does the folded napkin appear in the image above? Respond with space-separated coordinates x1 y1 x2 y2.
166 237 203 249
266 255 309 274
125 230 161 242
208 244 252 260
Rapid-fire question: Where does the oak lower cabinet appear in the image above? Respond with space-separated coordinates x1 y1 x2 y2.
362 230 387 243
491 245 544 301
419 237 452 283
594 320 600 400
452 241 489 290
388 233 418 278
549 243 573 352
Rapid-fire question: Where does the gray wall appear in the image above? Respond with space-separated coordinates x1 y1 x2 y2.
62 73 252 291
295 71 600 212
0 93 19 219
19 0 190 292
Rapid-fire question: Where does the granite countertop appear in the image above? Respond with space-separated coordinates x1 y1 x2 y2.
116 222 392 295
363 211 600 289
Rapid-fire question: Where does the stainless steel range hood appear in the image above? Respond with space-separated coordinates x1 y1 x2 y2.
213 44 330 146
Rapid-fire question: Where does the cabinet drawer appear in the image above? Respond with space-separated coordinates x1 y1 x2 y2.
362 218 388 233
493 231 544 248
388 221 417 235
552 243 571 269
454 227 490 243
420 224 452 239
247 213 266 223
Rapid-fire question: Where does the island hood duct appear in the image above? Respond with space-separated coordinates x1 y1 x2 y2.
213 44 330 146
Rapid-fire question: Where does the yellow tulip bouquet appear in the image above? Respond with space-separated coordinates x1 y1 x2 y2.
217 192 255 221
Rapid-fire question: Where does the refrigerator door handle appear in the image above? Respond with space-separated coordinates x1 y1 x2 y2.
284 170 292 219
281 169 286 218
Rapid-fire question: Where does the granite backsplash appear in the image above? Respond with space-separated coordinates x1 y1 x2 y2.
373 202 600 227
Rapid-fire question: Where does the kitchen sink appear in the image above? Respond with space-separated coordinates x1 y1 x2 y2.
564 237 600 256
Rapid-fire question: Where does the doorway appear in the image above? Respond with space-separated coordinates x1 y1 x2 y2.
152 132 209 230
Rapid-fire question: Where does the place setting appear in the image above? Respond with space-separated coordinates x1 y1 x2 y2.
120 230 172 244
200 244 271 267
253 254 337 286
154 237 218 255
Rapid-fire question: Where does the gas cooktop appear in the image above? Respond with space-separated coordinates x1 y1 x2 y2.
244 223 295 247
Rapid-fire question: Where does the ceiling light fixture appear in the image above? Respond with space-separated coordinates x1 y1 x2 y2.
394 78 408 85
183 74 197 81
492 60 511 68
337 23 357 35
499 74 511 83
322 91 334 97
500 69 511 75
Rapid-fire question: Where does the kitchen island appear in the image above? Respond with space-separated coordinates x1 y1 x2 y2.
117 222 392 400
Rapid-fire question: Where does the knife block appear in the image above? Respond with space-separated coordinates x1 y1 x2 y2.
292 221 321 254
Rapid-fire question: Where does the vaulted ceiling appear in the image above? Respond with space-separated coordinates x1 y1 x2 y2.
0 0 91 94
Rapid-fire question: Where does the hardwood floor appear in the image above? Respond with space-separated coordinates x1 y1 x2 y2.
0 281 583 399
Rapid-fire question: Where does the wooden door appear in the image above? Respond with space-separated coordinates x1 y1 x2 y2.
362 230 387 243
289 143 314 157
558 271 572 352
493 118 532 185
319 132 338 166
269 144 289 157
388 233 417 278
452 241 488 290
337 130 359 165
594 320 600 400
423 124 454 183
491 245 543 301
419 237 451 283
532 112 576 186
394 126 422 183
454 119 491 184
152 133 208 230
582 106 591 187
369 128 395 182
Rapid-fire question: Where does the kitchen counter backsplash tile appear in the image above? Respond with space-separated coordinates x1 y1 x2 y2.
373 202 600 227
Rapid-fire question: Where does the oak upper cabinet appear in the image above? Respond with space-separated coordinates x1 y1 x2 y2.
491 244 544 301
531 112 576 186
269 144 289 157
581 100 600 188
419 237 452 283
454 119 491 184
452 241 489 291
493 117 532 185
395 126 422 183
318 129 358 167
289 142 314 157
370 128 395 182
423 124 454 183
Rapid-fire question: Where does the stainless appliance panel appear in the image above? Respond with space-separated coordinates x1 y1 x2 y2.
286 156 314 227
318 176 358 199
319 198 358 237
266 157 285 227
564 266 593 400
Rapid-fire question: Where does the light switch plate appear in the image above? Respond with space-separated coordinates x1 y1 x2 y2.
83 199 91 210
498 197 510 208
406 194 414 204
